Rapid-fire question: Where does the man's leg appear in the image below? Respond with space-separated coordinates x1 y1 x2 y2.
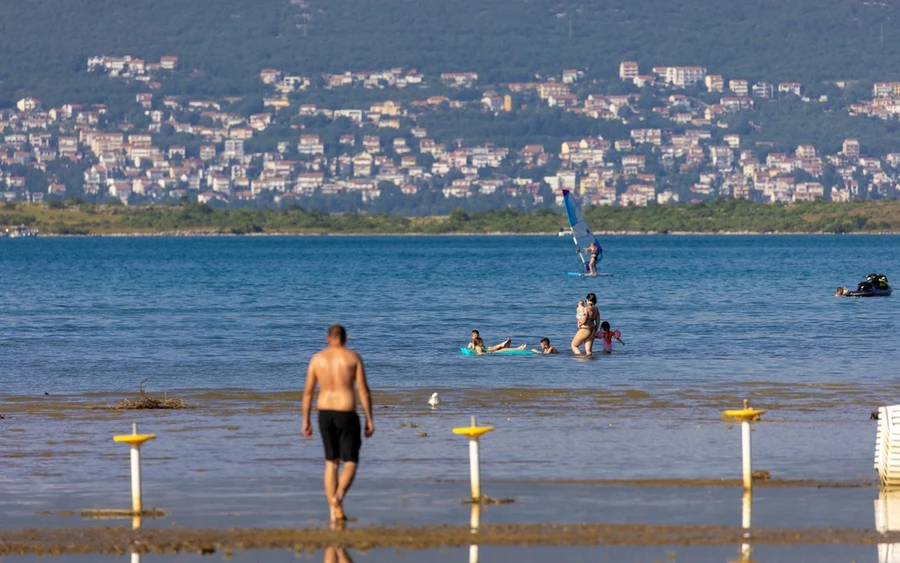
332 461 358 521
324 460 340 523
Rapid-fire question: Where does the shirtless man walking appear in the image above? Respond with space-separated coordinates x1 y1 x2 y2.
302 325 375 525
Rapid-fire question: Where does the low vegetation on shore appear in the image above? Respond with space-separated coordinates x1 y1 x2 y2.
2 199 900 235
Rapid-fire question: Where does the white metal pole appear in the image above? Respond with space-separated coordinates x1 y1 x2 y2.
131 446 142 513
468 416 482 501
469 438 481 501
741 419 752 491
130 423 143 514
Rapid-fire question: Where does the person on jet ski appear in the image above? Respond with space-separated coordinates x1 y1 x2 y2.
867 273 890 289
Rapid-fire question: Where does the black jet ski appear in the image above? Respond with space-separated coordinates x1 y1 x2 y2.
837 273 892 297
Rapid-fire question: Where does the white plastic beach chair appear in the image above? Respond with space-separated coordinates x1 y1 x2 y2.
875 406 900 488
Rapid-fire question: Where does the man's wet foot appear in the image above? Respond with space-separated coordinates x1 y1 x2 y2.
331 494 347 522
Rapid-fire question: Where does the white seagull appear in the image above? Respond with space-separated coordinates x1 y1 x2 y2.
427 392 440 408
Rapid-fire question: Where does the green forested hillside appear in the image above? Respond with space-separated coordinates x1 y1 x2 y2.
2 0 900 105
3 200 900 235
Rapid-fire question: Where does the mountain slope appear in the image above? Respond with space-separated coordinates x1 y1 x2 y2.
1 0 897 103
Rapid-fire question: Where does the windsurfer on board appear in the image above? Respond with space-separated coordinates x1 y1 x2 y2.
587 240 601 276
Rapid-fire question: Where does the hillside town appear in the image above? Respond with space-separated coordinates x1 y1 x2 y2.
1 56 899 210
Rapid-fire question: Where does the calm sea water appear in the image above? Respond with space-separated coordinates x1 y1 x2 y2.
1 235 899 394
2 235 900 533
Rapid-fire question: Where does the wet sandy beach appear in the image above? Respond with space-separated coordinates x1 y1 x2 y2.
1 383 884 490
1 385 895 561
4 520 900 556
0 545 884 563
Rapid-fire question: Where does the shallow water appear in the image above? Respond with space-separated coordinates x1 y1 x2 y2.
0 389 887 534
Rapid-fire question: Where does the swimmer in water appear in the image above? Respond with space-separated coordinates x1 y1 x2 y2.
469 331 526 355
532 337 560 354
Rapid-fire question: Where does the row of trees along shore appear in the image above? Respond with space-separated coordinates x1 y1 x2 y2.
3 199 900 235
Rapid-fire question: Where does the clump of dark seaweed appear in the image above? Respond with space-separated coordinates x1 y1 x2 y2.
463 496 516 505
113 380 190 410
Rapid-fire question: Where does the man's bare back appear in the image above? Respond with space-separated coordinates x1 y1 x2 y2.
308 347 363 413
302 328 374 439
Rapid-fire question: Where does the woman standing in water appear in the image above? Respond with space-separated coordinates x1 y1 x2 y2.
571 293 599 355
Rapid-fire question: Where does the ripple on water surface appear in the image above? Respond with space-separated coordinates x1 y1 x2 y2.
2 235 899 393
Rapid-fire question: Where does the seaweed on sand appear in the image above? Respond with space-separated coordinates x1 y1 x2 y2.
463 496 516 505
113 381 191 410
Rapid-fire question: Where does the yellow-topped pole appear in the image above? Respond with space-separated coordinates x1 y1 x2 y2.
113 423 156 514
453 416 494 501
722 400 765 491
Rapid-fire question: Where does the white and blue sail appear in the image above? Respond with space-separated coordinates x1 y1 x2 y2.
562 189 601 273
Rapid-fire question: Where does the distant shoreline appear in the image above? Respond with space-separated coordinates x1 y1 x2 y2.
5 200 900 236
29 230 900 238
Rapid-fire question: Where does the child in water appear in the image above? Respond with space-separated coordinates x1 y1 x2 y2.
595 321 624 354
532 338 560 355
575 300 585 326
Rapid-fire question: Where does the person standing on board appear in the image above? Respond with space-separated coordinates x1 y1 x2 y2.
587 240 601 276
571 293 599 355
302 325 375 525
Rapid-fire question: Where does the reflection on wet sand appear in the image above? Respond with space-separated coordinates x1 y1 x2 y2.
132 515 141 563
470 503 481 563
875 490 900 563
324 546 354 563
735 492 753 563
